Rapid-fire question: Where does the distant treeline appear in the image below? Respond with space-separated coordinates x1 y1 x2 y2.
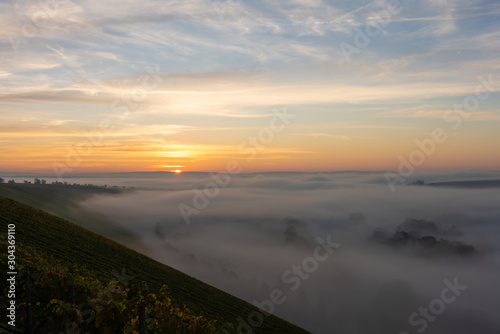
0 177 126 189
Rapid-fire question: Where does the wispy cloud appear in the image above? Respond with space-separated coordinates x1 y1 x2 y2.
295 133 351 140
1 0 499 172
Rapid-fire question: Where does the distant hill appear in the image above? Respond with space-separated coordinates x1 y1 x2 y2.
369 218 478 258
0 196 310 334
426 179 500 188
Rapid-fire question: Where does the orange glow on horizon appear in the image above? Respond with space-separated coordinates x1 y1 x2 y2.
1 126 499 174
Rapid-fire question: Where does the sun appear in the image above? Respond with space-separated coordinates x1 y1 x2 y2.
175 170 182 174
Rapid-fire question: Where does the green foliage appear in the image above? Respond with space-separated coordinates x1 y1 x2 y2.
0 196 309 334
123 286 233 333
0 240 230 333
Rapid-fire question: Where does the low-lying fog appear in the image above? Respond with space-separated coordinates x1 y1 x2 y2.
27 171 500 333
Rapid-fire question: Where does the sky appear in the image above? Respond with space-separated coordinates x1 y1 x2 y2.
1 0 500 174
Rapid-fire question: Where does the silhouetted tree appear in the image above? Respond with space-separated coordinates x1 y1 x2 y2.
7 179 15 184
41 179 46 185
0 177 4 183
34 178 41 185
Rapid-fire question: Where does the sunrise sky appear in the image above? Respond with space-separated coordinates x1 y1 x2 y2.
1 0 499 173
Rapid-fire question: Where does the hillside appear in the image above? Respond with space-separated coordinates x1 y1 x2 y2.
0 196 310 334
0 183 137 240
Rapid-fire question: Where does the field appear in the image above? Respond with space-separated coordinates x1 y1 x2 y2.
0 195 309 333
